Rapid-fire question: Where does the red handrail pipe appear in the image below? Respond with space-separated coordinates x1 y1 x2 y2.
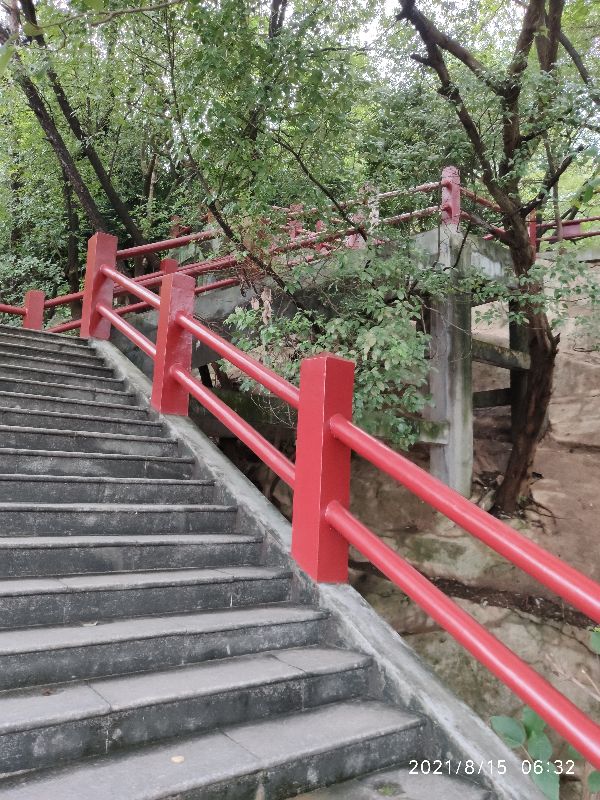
325 501 600 769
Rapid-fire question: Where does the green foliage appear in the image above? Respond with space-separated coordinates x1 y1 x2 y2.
490 677 600 800
490 715 526 747
227 240 446 447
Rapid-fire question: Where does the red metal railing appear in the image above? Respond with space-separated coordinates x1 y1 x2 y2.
4 165 599 766
71 228 600 767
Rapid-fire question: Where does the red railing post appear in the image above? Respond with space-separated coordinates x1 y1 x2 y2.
23 290 45 330
441 165 461 225
151 272 195 415
159 258 179 297
80 232 118 339
160 258 178 275
291 353 355 582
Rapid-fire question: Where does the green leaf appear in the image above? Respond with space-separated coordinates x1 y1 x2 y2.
566 745 583 761
591 630 600 654
532 763 559 800
23 21 42 37
589 771 600 792
84 0 105 10
522 708 546 736
0 43 14 76
527 732 553 762
490 716 526 748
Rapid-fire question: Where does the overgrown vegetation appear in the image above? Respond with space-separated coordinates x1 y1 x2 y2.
0 0 599 512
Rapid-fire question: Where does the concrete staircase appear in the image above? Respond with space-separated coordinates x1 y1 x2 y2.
0 324 493 799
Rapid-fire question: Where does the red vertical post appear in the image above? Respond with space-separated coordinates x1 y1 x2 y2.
160 258 178 275
441 165 461 225
291 353 355 582
23 290 45 330
159 258 179 297
80 232 118 339
151 272 195 416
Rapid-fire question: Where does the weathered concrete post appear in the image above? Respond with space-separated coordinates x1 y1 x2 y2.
428 229 474 496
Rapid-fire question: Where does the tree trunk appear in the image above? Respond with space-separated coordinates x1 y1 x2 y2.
493 232 560 513
0 21 108 232
60 169 82 317
18 0 147 248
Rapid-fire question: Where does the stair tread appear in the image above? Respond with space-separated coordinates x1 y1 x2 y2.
0 701 419 799
0 647 369 734
0 377 134 397
0 340 102 359
0 448 193 463
0 408 163 429
0 352 111 373
0 362 123 382
297 768 491 799
0 502 234 511
0 424 176 444
0 566 288 596
0 390 145 413
0 533 259 547
0 327 91 346
0 604 327 654
0 474 208 485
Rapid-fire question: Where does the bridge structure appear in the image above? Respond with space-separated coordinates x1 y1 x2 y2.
0 168 598 797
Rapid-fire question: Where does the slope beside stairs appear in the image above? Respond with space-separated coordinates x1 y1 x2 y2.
0 324 527 799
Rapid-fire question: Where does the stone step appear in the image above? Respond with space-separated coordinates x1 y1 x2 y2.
0 326 92 351
297 767 491 799
0 390 149 419
0 350 114 377
0 502 237 536
0 407 165 437
0 425 179 457
0 604 327 689
0 475 214 504
0 566 290 628
0 701 425 799
0 363 125 391
0 339 104 365
0 378 136 405
0 647 371 776
0 533 263 577
0 449 195 479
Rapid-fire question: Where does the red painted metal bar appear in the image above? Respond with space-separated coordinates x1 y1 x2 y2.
171 365 296 486
270 228 358 256
381 206 440 226
329 414 600 623
114 255 238 296
538 215 600 231
47 277 241 333
378 181 443 201
325 500 600 770
44 290 83 309
540 229 600 243
461 211 507 240
194 277 239 296
0 303 25 316
116 229 219 259
44 254 239 311
460 187 503 213
175 313 300 409
100 265 160 310
96 303 157 359
47 318 81 333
